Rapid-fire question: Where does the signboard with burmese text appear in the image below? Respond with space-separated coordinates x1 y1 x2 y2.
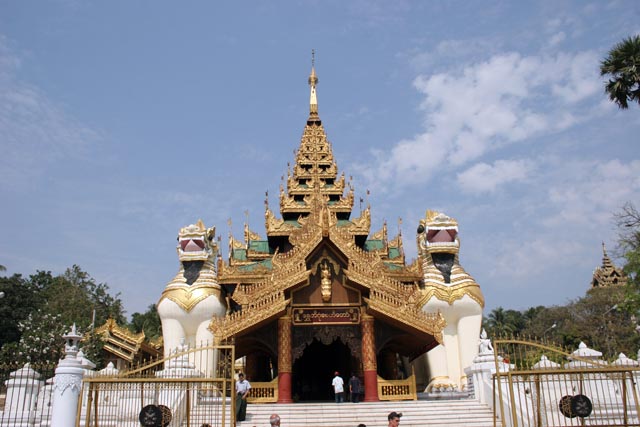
292 307 360 325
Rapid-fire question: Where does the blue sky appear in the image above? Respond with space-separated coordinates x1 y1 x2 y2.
1 1 639 319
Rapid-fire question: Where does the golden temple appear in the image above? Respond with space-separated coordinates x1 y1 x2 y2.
203 60 450 402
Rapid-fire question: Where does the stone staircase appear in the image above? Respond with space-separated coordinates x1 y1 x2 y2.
237 399 495 427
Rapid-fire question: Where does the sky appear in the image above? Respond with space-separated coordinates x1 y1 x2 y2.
1 1 639 320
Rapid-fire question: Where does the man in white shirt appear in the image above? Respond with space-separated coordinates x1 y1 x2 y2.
235 373 251 421
331 371 344 403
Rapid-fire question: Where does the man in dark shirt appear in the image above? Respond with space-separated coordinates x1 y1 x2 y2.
348 373 361 403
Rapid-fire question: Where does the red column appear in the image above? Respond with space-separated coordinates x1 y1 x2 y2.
277 315 293 403
361 312 379 402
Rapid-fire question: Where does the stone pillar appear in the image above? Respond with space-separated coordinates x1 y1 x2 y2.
361 313 379 402
51 325 84 427
277 315 293 403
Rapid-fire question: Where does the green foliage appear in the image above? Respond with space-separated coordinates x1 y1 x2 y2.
130 304 162 341
41 265 126 329
484 269 639 360
0 310 68 365
0 265 126 368
615 203 640 315
600 35 640 109
484 307 526 337
0 274 39 348
484 203 640 360
81 331 106 368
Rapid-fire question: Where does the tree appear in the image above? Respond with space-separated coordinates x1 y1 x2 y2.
484 307 524 337
600 35 640 109
614 203 640 315
35 265 126 330
0 266 125 367
130 304 162 341
0 310 69 365
0 274 39 348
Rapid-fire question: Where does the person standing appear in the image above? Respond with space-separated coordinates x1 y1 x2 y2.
235 372 251 422
332 371 344 403
348 373 361 403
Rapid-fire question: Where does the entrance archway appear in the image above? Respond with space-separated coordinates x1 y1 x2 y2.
292 338 353 401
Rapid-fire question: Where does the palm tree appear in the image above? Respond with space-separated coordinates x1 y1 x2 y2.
600 35 640 109
485 307 516 337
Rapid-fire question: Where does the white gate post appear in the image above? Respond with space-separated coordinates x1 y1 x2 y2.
50 324 83 427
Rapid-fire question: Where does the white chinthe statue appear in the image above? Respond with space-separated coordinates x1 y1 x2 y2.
417 210 484 392
157 220 227 375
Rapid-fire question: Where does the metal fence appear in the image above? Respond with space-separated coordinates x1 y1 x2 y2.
80 343 236 427
493 339 640 427
0 361 56 427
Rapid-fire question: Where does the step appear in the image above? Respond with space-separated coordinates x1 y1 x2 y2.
236 399 495 427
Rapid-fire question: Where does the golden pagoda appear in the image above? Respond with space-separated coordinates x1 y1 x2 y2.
208 58 446 402
591 242 627 288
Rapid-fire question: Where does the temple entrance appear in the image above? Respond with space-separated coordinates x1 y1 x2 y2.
292 338 353 402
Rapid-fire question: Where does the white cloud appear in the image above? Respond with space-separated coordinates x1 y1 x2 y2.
548 31 566 47
545 159 640 227
0 35 100 191
457 159 534 193
359 48 602 191
489 236 586 281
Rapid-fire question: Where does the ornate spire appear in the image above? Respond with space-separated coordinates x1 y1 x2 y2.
591 242 627 288
276 53 354 221
308 49 319 119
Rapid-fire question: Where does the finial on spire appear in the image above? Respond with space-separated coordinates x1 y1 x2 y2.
308 49 319 117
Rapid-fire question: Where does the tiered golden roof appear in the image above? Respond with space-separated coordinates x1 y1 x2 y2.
275 65 354 220
591 243 627 288
94 318 161 363
212 62 442 347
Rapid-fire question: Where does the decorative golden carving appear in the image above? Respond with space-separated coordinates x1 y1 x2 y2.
365 289 447 344
229 235 245 250
377 374 417 401
95 318 146 344
159 286 222 312
244 223 263 243
419 282 485 308
370 222 387 241
361 313 377 371
320 261 332 302
94 318 161 362
418 209 485 308
208 292 289 342
206 67 476 350
278 316 292 373
265 208 301 236
347 207 371 235
160 255 221 311
177 219 217 262
247 378 279 403
292 307 359 325
591 242 627 288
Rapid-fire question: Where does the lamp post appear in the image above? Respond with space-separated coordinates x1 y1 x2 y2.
543 323 557 340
